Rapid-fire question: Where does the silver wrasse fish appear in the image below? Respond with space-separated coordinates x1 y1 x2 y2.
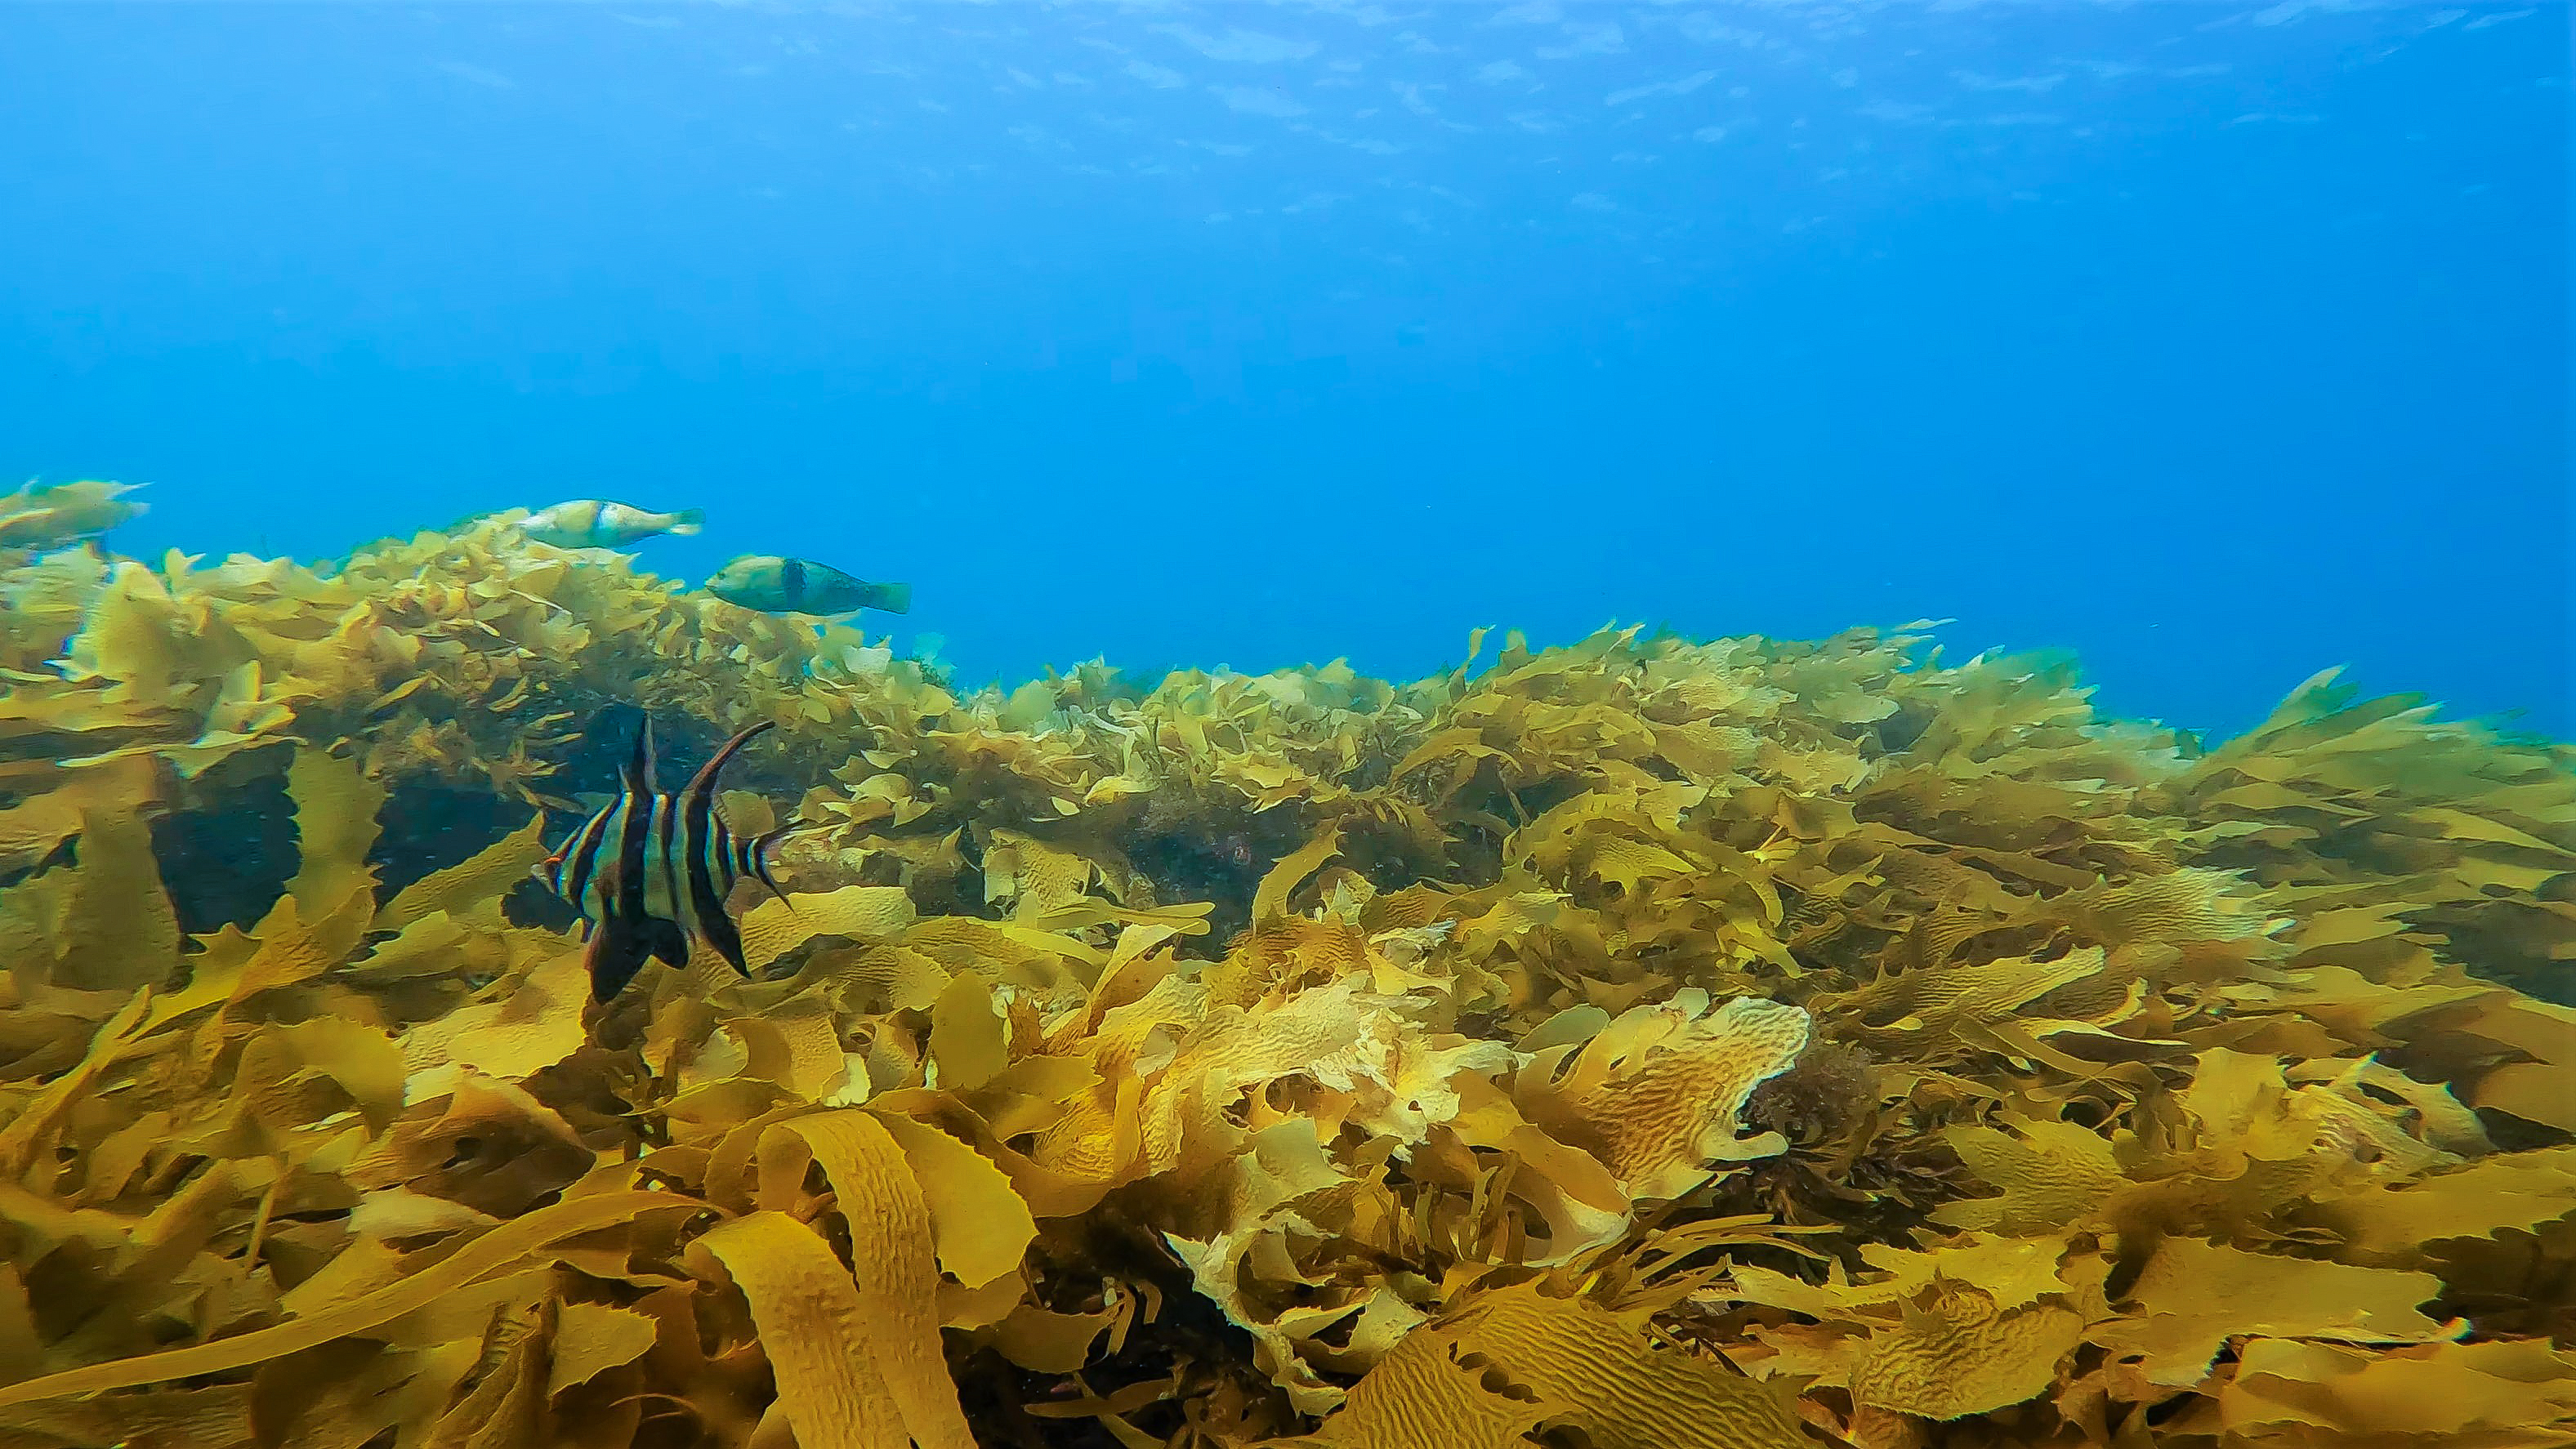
706 555 912 617
522 500 703 549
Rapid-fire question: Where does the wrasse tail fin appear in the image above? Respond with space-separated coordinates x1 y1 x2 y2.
667 507 705 537
863 582 913 615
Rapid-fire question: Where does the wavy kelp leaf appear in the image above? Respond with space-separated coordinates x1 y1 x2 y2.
344 908 514 983
748 1111 975 1449
1332 1019 1520 1148
373 814 547 934
1441 1075 1635 1264
1440 1279 1810 1449
47 564 202 707
2323 1147 2576 1260
1733 1233 2083 1322
873 1113 1037 1290
421 1296 551 1449
234 1014 408 1141
350 1075 591 1219
1017 893 1216 939
286 747 386 925
982 828 1096 919
0 756 158 874
2219 1337 2576 1438
1811 946 2106 1043
131 893 368 1043
248 1338 478 1449
928 973 1009 1091
399 954 589 1098
1163 1116 1378 1411
1515 992 1809 1200
738 885 918 970
1937 1048 2459 1248
708 987 852 1101
697 1212 913 1449
1843 1281 2085 1420
0 1384 250 1449
1288 1327 1557 1449
2464 996 2576 1132
2096 1238 2454 1388
1736 1240 2106 1425
0 806 177 992
1253 821 1345 923
1141 977 1387 1176
0 988 148 1179
1933 1118 2129 1234
2054 865 2286 949
0 1189 680 1408
797 940 953 1015
350 1186 500 1239
991 1294 1132 1374
0 1268 39 1384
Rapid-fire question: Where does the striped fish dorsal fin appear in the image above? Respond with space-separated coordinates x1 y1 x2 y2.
634 716 662 795
609 722 657 975
680 720 778 977
682 720 778 799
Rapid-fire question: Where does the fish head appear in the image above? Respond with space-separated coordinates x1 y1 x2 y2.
707 555 765 591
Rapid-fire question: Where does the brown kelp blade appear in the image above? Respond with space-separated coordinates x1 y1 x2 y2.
3 503 2570 1449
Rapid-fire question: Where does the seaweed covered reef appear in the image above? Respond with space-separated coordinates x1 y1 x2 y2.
1 508 2574 1449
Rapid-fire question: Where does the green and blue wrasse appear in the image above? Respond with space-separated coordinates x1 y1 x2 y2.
706 555 911 617
521 500 704 550
533 719 795 1001
0 479 145 551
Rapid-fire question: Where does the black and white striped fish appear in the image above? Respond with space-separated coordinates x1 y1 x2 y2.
534 719 795 1001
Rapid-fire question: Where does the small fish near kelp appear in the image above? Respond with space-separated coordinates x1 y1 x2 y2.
705 555 912 617
519 499 704 550
0 479 145 551
534 719 798 1000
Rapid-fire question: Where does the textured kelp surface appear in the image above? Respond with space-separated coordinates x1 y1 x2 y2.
1 515 2573 1449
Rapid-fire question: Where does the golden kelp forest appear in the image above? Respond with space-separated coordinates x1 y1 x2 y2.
1 488 2573 1449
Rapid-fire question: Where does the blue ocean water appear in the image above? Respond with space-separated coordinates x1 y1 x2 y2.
0 2 2564 739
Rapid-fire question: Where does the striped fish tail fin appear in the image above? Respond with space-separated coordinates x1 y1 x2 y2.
748 821 799 906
